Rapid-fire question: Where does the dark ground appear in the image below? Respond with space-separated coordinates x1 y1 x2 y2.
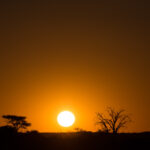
0 130 150 150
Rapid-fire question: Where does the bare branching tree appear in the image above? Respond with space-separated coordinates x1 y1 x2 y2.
96 107 131 133
2 115 31 132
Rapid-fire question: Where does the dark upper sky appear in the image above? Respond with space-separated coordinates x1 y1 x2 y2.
0 0 150 132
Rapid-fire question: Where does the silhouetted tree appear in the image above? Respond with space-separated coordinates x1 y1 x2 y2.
96 107 131 133
2 115 31 132
0 125 17 135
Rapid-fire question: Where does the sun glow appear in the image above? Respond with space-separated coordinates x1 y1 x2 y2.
57 111 75 127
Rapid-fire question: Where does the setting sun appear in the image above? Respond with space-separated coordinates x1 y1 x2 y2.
57 111 75 127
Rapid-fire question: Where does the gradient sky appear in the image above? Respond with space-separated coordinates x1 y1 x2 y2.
0 0 150 132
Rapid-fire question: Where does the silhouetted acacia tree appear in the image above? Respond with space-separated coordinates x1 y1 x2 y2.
2 115 31 132
96 107 131 133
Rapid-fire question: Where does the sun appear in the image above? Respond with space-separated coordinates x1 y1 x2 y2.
57 111 75 127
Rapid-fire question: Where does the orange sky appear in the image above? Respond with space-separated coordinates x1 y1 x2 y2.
0 0 150 132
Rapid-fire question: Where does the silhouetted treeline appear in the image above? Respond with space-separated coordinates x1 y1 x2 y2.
0 109 149 150
1 107 131 134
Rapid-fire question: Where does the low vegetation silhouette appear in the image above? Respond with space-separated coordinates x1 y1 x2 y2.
96 107 131 133
0 107 149 150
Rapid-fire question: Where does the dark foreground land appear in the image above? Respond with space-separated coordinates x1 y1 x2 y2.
0 131 150 150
